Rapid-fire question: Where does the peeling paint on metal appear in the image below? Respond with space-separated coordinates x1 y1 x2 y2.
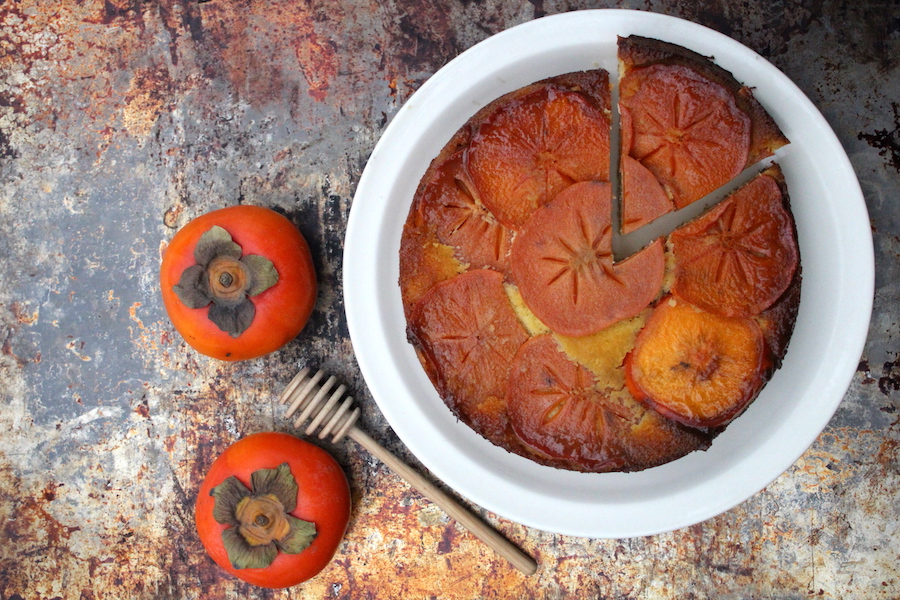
1 0 899 598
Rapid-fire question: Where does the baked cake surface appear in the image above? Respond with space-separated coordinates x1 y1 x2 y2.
399 39 799 473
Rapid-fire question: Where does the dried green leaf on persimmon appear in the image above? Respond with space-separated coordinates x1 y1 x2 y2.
250 463 298 513
222 526 278 569
173 264 212 309
242 254 279 297
195 226 242 267
277 516 317 554
211 476 251 526
208 298 256 338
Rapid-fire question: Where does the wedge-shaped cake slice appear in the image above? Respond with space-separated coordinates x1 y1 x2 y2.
618 35 789 227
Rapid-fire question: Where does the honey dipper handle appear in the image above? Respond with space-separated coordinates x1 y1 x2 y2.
347 426 538 575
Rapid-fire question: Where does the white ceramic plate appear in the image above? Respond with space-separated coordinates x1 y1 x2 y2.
343 10 873 537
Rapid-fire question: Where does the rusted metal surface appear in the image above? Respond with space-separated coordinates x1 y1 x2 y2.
0 0 898 598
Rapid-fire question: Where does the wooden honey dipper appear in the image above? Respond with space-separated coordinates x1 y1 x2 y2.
279 367 538 575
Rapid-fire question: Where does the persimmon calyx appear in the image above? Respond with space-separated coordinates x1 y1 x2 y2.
172 226 278 338
210 462 317 570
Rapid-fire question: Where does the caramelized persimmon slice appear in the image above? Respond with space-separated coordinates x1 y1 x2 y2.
408 270 529 440
625 298 767 428
619 63 750 208
508 334 625 471
419 150 513 272
510 181 665 336
620 154 675 233
467 87 610 229
671 170 799 317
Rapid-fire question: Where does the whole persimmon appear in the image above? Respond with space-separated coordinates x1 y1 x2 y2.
160 206 316 361
195 432 351 588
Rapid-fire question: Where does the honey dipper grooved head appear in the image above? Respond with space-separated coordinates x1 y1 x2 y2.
279 368 361 442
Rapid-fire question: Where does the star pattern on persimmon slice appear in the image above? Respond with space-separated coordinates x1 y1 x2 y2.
671 169 798 317
542 218 623 306
467 86 610 229
508 334 626 471
510 181 665 337
529 363 596 427
408 269 529 440
419 151 513 272
620 64 751 209
702 202 772 286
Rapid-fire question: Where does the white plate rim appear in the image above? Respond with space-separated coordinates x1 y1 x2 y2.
343 9 874 537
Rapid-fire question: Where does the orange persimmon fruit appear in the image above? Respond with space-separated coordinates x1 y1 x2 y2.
625 298 768 428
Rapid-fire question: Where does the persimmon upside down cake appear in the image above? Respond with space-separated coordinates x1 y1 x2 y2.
399 35 800 473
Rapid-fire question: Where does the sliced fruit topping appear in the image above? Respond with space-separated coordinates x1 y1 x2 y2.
508 334 625 471
467 86 610 229
625 298 767 428
671 168 799 317
510 181 665 337
619 63 751 208
620 154 676 233
419 150 513 272
408 269 529 440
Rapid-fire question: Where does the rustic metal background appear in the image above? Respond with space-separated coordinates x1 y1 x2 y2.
1 1 898 598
